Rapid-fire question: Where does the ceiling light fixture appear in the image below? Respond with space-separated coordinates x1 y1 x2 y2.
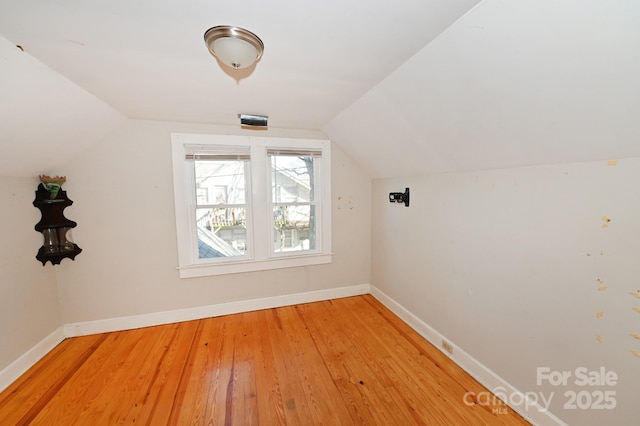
204 25 264 70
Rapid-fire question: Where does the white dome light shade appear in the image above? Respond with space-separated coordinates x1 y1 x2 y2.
204 26 264 70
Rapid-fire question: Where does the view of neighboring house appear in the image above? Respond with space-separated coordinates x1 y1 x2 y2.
196 155 315 258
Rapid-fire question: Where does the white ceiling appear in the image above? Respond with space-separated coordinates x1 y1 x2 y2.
0 35 124 177
1 0 639 178
0 0 478 129
327 0 640 177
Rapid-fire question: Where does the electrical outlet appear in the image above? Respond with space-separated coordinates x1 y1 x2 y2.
442 340 453 355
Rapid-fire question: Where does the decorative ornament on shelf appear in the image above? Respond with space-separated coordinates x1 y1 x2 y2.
39 175 66 199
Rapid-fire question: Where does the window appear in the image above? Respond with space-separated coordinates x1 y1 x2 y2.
172 133 331 278
192 149 249 260
269 149 321 254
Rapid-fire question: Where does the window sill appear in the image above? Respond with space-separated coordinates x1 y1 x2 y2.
176 253 333 278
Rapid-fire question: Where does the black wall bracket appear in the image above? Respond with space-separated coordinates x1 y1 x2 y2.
389 187 410 207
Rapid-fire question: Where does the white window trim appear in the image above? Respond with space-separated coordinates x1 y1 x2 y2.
171 133 332 278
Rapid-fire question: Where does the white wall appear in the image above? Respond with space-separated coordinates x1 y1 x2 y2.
0 176 62 371
54 119 371 323
372 159 640 425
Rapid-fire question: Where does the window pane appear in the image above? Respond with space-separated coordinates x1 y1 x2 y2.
196 207 247 258
195 160 246 205
271 156 315 203
273 205 316 252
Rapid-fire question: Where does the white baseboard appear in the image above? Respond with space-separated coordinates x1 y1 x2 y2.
64 283 371 337
0 327 65 393
369 285 567 426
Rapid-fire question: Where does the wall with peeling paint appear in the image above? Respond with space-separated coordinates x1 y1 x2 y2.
372 158 640 425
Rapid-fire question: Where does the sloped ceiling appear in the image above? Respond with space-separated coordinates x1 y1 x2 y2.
0 0 478 173
326 0 640 177
1 0 639 178
0 36 124 177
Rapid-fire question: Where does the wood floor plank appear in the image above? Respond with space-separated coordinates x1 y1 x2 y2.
85 325 177 424
29 330 144 425
227 310 258 425
0 333 107 425
263 306 317 425
167 318 217 424
325 297 453 424
0 295 531 425
252 309 287 425
281 305 355 424
131 320 201 424
339 296 474 424
309 300 436 424
296 300 418 425
207 316 233 425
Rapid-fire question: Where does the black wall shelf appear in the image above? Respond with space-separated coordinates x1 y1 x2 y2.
33 184 82 265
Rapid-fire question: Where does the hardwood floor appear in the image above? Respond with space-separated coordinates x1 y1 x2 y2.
0 295 530 425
